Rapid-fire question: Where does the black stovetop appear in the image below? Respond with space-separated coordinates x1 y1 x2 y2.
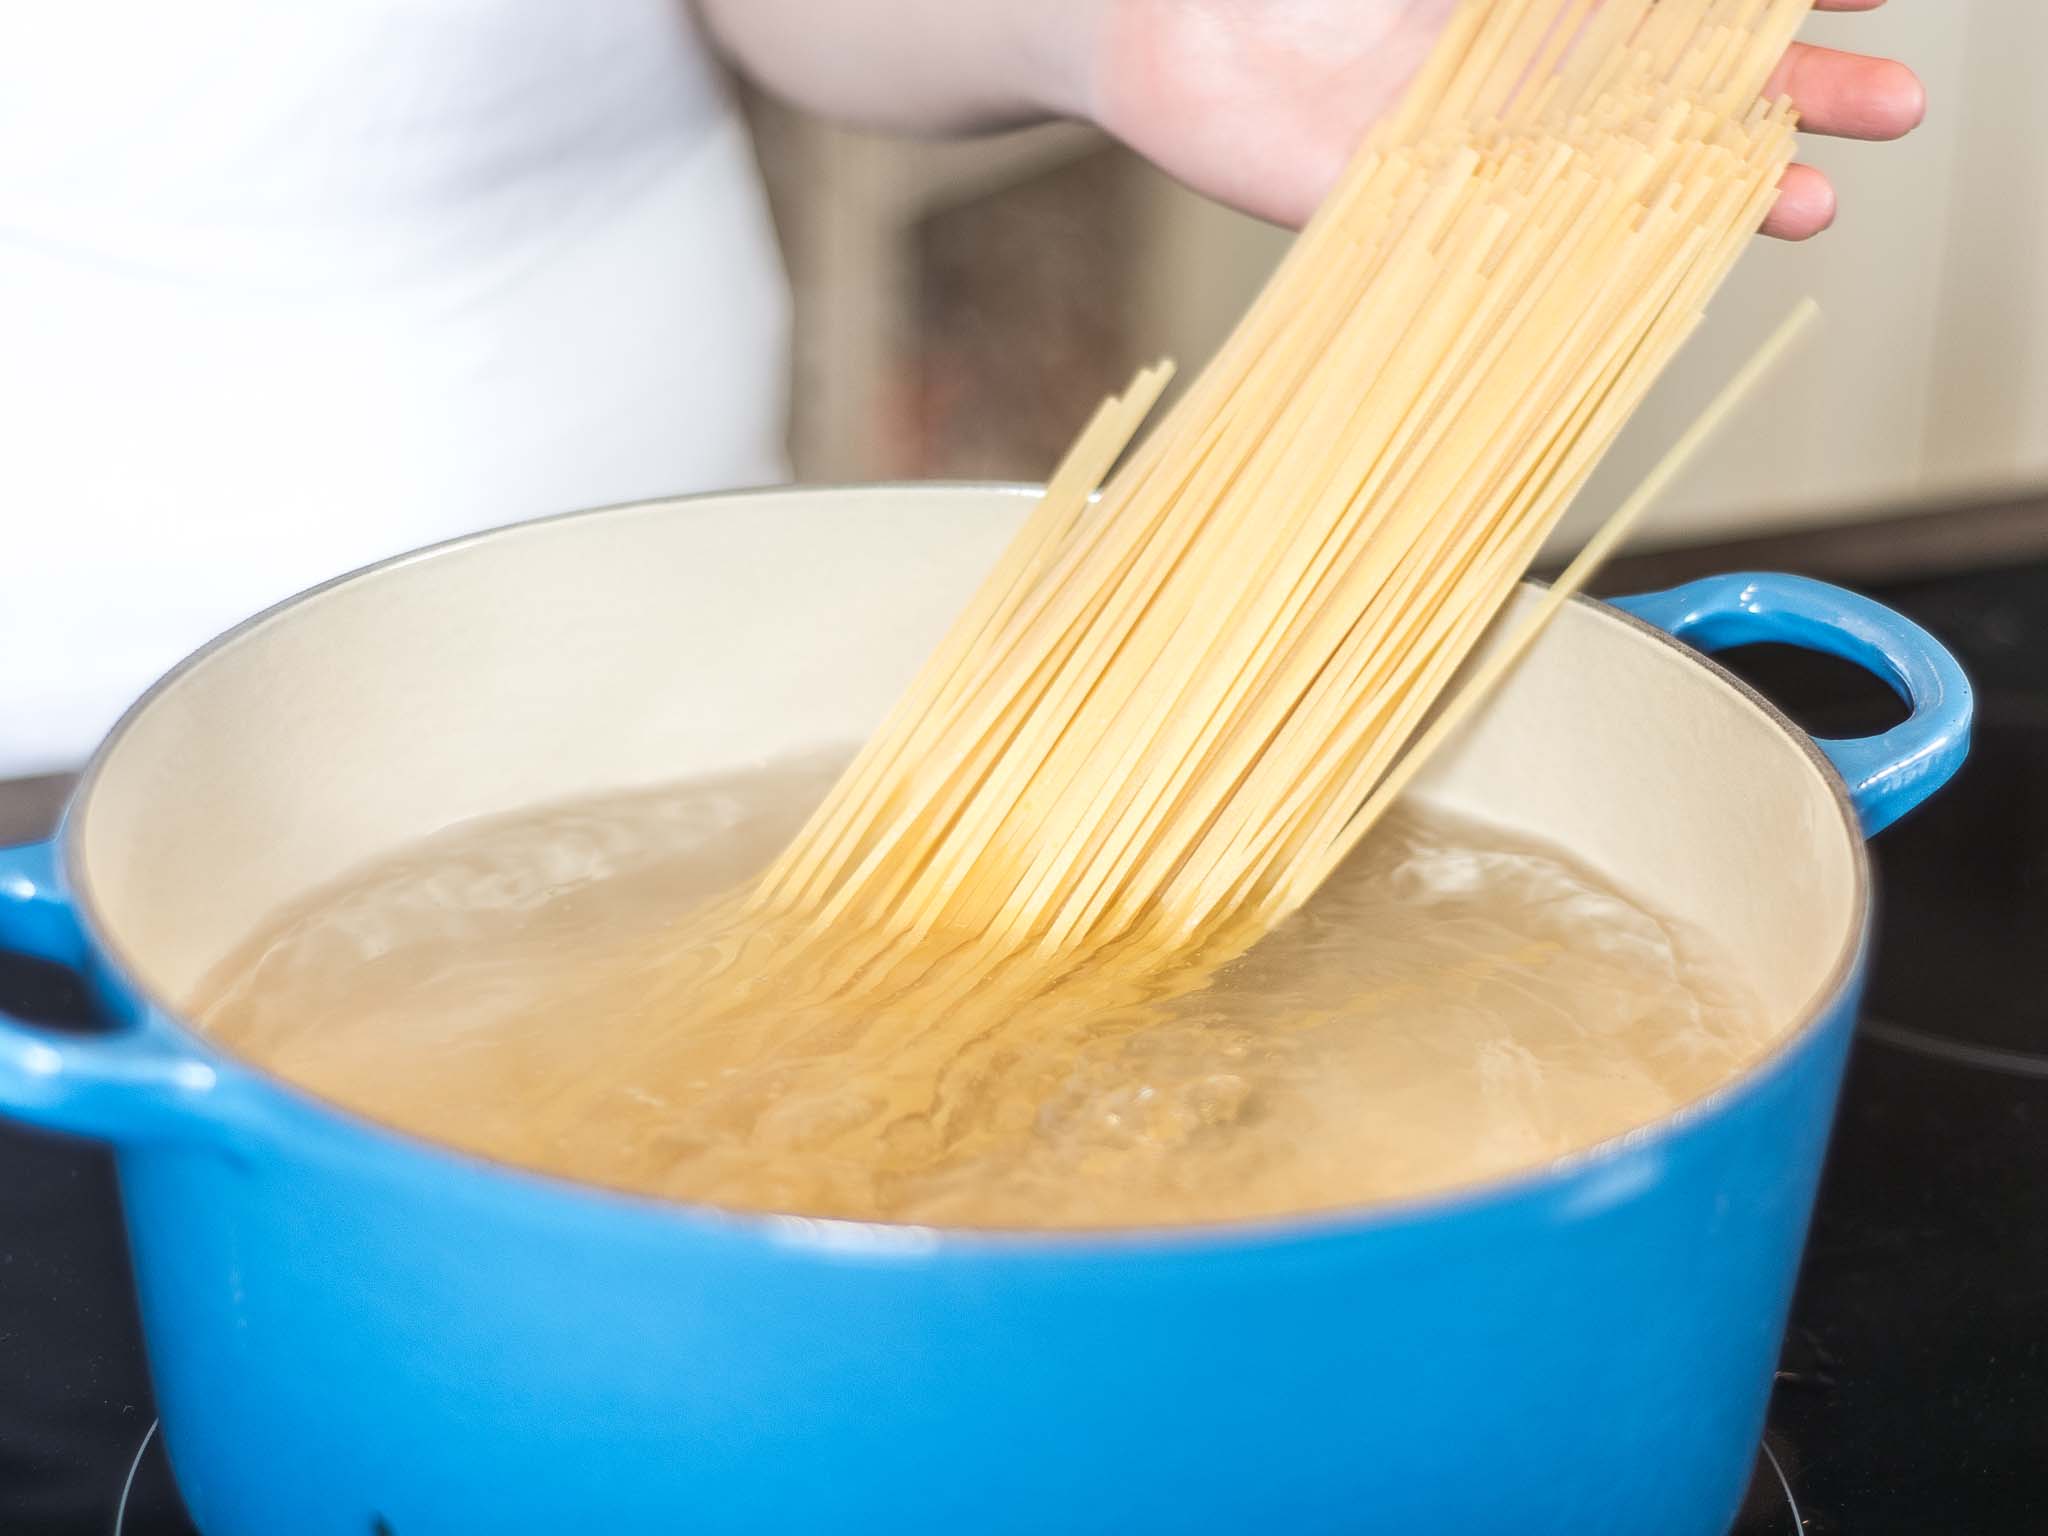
1721 558 2048 1534
2 558 2043 1534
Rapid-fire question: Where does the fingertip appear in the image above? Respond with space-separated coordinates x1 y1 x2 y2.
1770 45 1928 142
1886 59 1928 136
1763 165 1837 241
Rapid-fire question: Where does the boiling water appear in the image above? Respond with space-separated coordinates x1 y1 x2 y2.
195 755 1776 1229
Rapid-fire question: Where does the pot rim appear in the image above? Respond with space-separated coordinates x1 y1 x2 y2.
57 481 1875 1255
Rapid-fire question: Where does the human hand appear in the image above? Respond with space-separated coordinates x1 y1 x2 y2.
1083 0 1926 239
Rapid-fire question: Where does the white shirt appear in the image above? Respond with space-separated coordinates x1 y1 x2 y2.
0 1 790 776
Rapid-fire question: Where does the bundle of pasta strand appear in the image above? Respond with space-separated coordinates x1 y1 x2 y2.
741 0 1813 961
519 0 1824 1180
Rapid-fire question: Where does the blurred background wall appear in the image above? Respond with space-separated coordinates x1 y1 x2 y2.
741 0 2046 557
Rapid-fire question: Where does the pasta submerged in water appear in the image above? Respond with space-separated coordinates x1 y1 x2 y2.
195 0 1824 1226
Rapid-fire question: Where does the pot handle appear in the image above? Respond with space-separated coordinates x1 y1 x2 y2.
1611 572 1973 837
0 839 229 1144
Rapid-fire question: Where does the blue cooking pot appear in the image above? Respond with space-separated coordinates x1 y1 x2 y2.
0 487 1969 1534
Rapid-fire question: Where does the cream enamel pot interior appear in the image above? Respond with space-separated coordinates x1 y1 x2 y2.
0 485 1969 1535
